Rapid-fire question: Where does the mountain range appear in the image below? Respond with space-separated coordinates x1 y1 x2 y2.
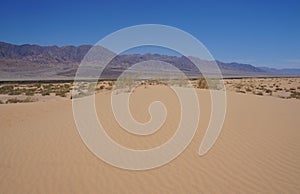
0 42 299 80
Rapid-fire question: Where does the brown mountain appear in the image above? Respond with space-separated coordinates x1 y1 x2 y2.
0 42 298 80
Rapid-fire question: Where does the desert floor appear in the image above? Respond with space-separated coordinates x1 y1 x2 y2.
0 85 300 193
0 78 300 104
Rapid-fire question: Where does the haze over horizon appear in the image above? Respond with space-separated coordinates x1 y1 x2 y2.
1 0 299 69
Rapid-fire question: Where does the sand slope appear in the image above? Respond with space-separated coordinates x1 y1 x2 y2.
0 86 300 193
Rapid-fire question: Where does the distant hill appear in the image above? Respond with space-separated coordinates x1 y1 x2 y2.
0 42 299 80
0 41 92 64
258 67 300 75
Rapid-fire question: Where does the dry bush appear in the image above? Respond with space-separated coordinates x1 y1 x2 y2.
253 91 263 96
237 90 246 93
245 87 252 92
6 97 36 104
290 91 300 99
0 85 14 94
265 89 272 94
197 78 208 89
196 78 219 90
235 83 243 90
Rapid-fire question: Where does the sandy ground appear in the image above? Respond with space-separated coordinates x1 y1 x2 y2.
0 85 300 193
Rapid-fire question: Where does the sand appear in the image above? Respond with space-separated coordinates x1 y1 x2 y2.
0 85 300 193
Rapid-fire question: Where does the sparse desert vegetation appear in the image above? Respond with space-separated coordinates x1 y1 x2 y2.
224 77 300 99
6 97 37 104
0 77 299 103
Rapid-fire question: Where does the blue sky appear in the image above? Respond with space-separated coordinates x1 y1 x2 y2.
0 0 299 68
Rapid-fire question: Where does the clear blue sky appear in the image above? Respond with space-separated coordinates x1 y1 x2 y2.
0 0 299 68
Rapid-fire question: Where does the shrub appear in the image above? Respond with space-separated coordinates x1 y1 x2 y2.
253 91 263 96
56 92 66 97
8 89 24 95
0 85 14 94
235 83 243 89
245 87 252 92
25 91 35 96
34 83 42 88
265 89 272 93
197 78 208 89
6 97 36 104
6 98 19 103
237 90 246 93
22 97 37 103
108 81 114 86
196 78 219 89
42 91 50 96
290 91 300 99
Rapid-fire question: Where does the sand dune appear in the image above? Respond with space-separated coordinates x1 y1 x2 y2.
0 86 300 193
